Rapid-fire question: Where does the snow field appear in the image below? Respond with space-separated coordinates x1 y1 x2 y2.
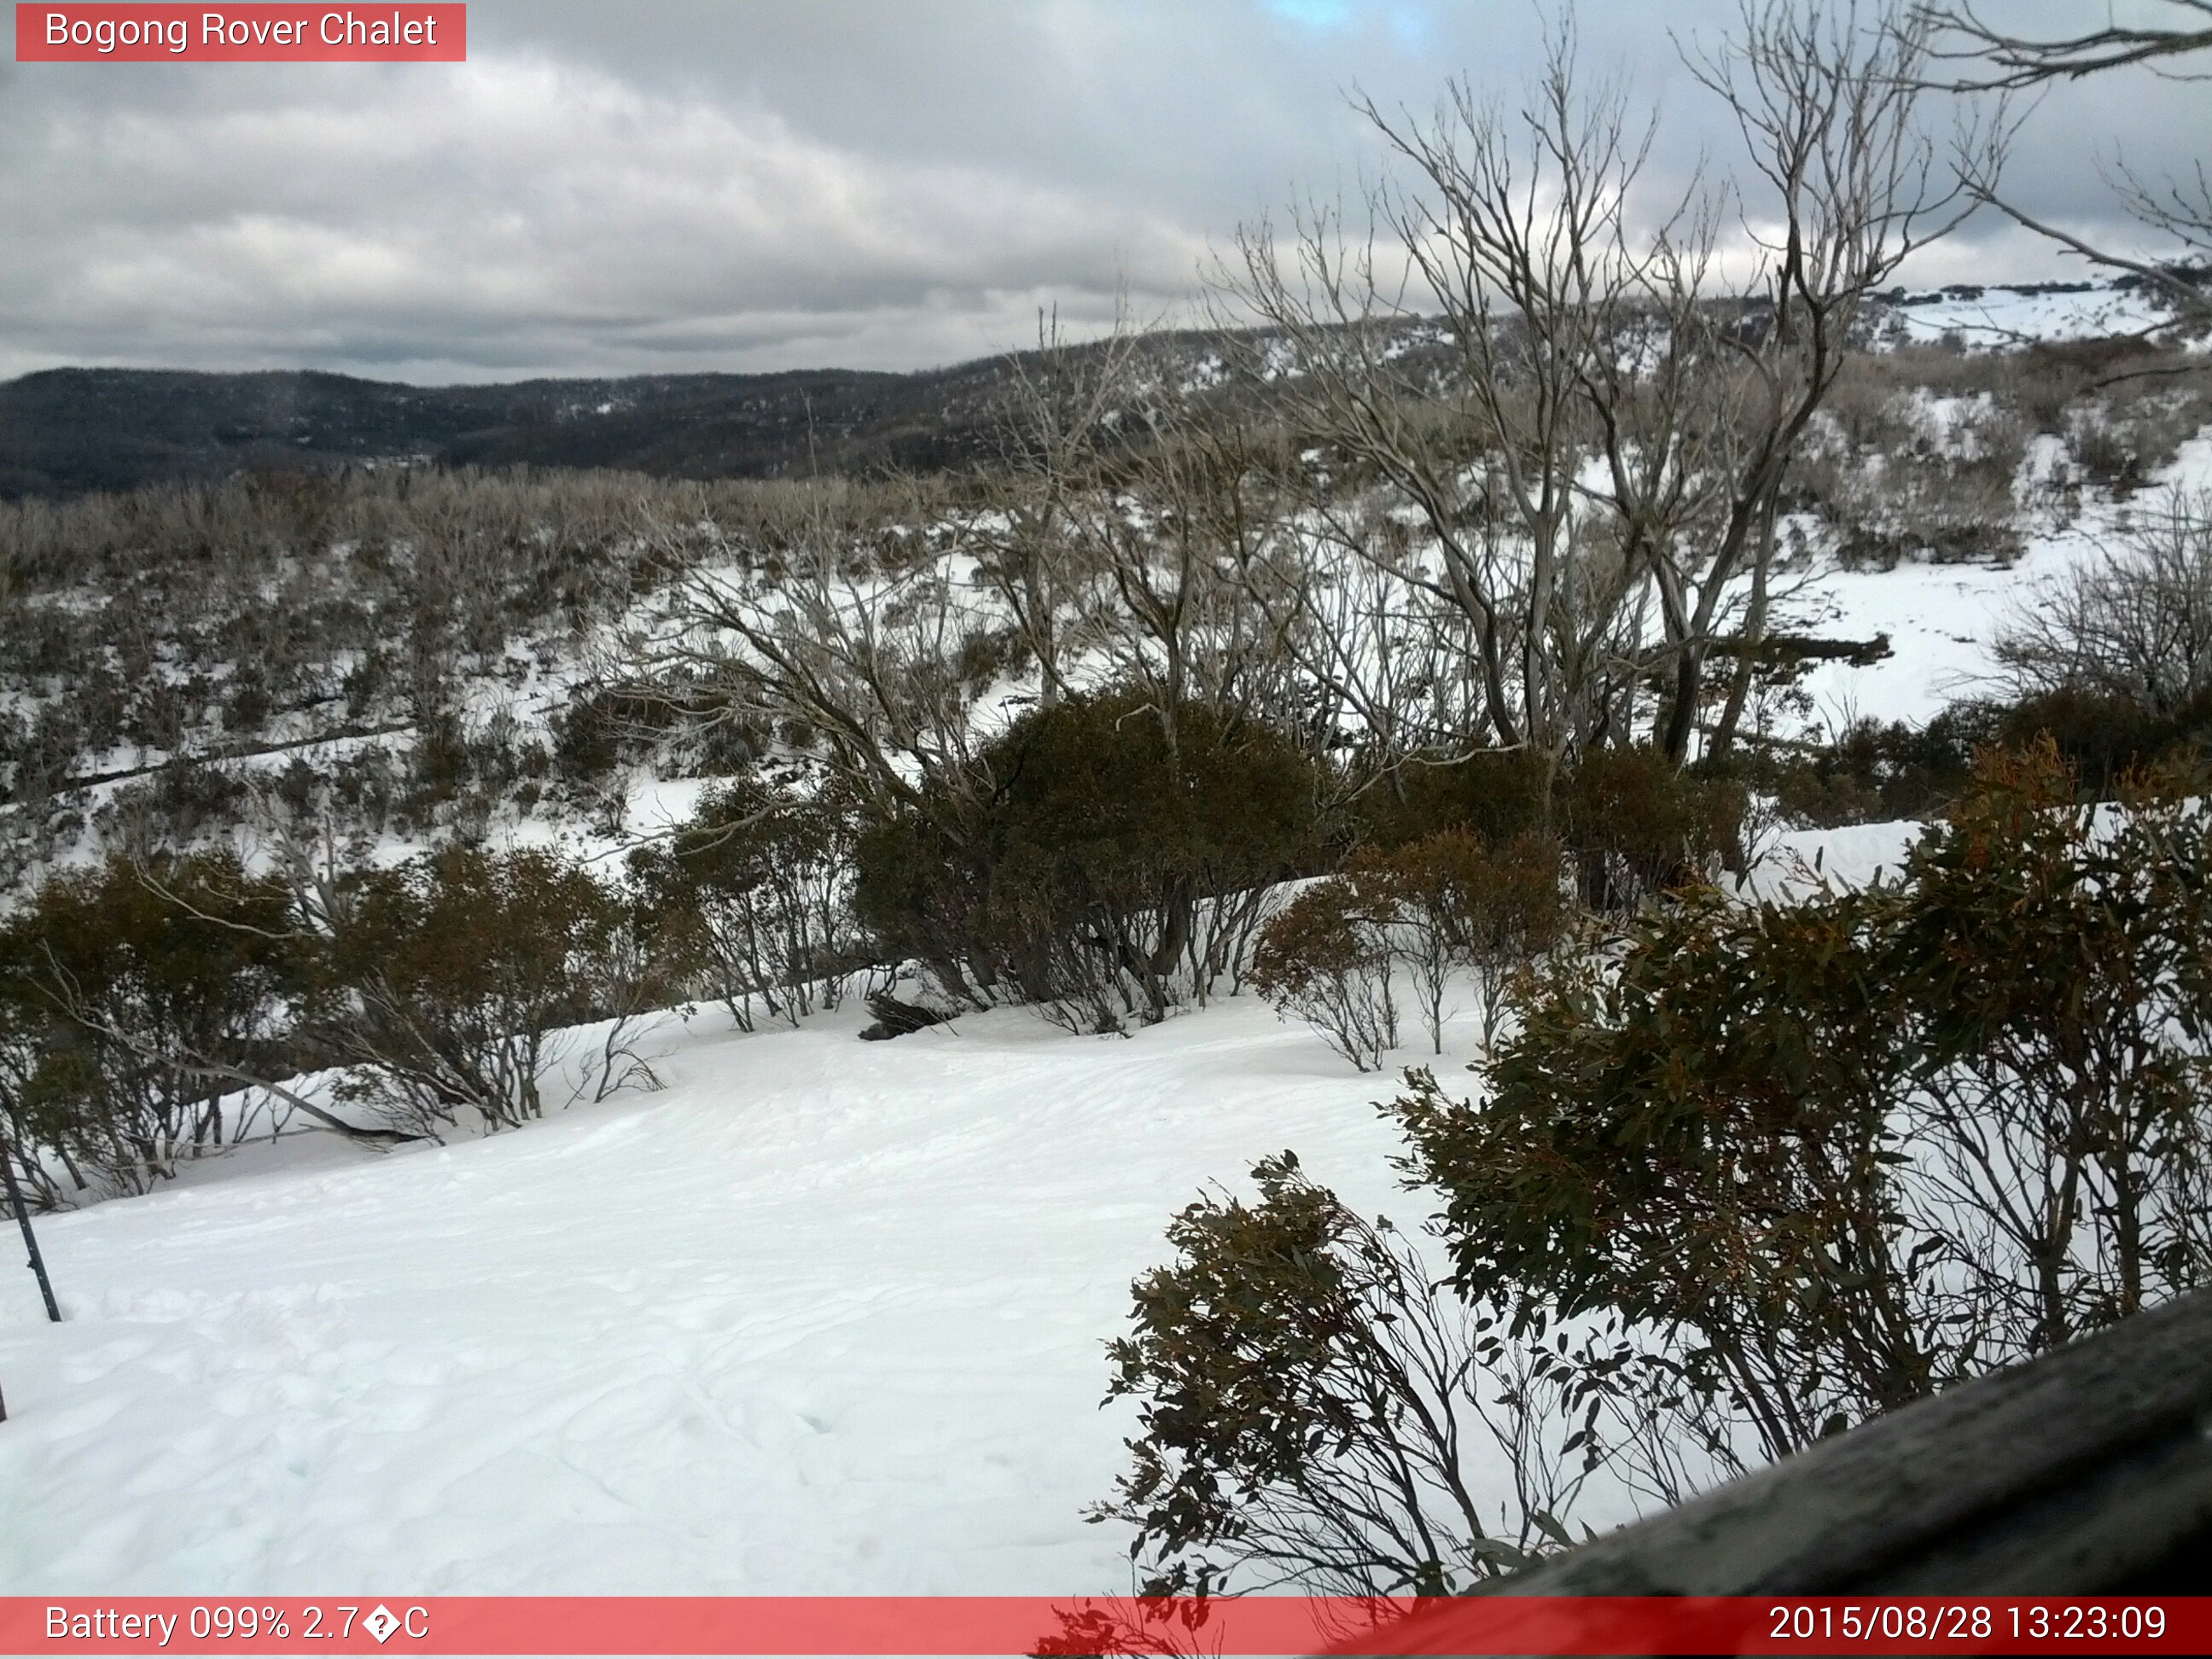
7 276 2206 1595
1789 428 2212 730
2 997 1434 1593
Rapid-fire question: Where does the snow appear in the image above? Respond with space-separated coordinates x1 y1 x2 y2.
1787 428 2212 730
1734 818 1923 904
0 998 1426 1594
1881 282 2177 347
6 270 2209 1596
1787 553 2027 727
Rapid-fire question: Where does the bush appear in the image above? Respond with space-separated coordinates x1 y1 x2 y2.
1795 378 2027 569
1994 489 2212 719
854 690 1325 1030
1391 742 2212 1471
1348 749 1548 853
1365 829 1569 1055
1091 1152 1620 1597
1248 879 1400 1070
1994 684 2212 799
1886 744 2212 1353
1561 747 1743 911
1738 707 1989 829
0 852 301 1196
2064 397 2212 498
1251 830 1570 1067
1727 677 2212 833
316 846 649 1133
629 779 864 1029
550 685 688 783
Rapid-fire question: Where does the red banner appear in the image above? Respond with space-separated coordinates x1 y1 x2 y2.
0 1596 2202 1656
15 4 464 61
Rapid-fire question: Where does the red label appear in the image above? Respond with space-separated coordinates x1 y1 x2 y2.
15 4 465 61
0 1596 2202 1656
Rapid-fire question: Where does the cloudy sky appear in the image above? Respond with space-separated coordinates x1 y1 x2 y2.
0 0 2204 383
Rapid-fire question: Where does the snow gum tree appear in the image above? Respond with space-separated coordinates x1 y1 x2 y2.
1221 0 1993 781
627 779 864 1031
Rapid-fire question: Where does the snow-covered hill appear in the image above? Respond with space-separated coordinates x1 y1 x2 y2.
5 271 2209 1595
1788 427 2212 727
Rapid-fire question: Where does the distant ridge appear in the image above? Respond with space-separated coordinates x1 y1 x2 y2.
6 274 2190 500
0 359 1037 498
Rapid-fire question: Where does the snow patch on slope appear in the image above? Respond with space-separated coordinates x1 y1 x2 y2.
1787 427 2212 730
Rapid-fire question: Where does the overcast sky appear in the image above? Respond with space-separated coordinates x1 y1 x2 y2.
0 0 2205 383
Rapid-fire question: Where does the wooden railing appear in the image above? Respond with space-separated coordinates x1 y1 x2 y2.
1365 1288 2212 1652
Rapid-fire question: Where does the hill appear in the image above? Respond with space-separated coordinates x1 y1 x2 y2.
0 360 1037 499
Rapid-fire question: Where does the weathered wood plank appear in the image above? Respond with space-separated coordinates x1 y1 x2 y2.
1365 1289 2212 1650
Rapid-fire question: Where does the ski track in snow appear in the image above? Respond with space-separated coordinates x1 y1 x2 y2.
1 998 1435 1593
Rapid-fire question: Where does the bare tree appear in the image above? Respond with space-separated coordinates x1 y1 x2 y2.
1061 398 1312 757
1930 1 2212 86
1993 486 2212 713
964 309 1145 710
1222 27 1658 791
1222 3 1984 779
1238 497 1501 785
1667 0 1991 760
636 476 995 825
1928 0 2211 319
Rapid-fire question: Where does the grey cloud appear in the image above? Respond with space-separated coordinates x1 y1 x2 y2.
0 1 2204 382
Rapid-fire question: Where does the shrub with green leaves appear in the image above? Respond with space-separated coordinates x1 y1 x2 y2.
1247 878 1400 1070
0 851 300 1196
629 779 863 1029
854 690 1325 1030
1348 749 1550 853
1561 746 1743 912
317 846 643 1133
1092 1151 1621 1598
1393 742 2212 1470
1365 829 1569 1055
1100 742 2212 1600
1252 830 1570 1068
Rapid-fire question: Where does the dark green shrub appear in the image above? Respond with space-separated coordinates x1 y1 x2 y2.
629 780 864 1028
1995 685 2212 797
854 690 1325 1029
1348 748 1548 853
1726 684 2212 833
1392 742 2212 1473
1249 830 1572 1068
317 846 644 1132
1248 878 1400 1070
1366 828 1569 1053
1091 1152 1604 1598
0 851 301 1195
1561 746 1743 911
1725 706 1992 829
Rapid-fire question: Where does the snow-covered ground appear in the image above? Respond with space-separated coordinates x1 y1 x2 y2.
1788 428 2212 731
1 996 1437 1594
1883 282 2177 347
0 802 1994 1598
5 272 2206 1594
